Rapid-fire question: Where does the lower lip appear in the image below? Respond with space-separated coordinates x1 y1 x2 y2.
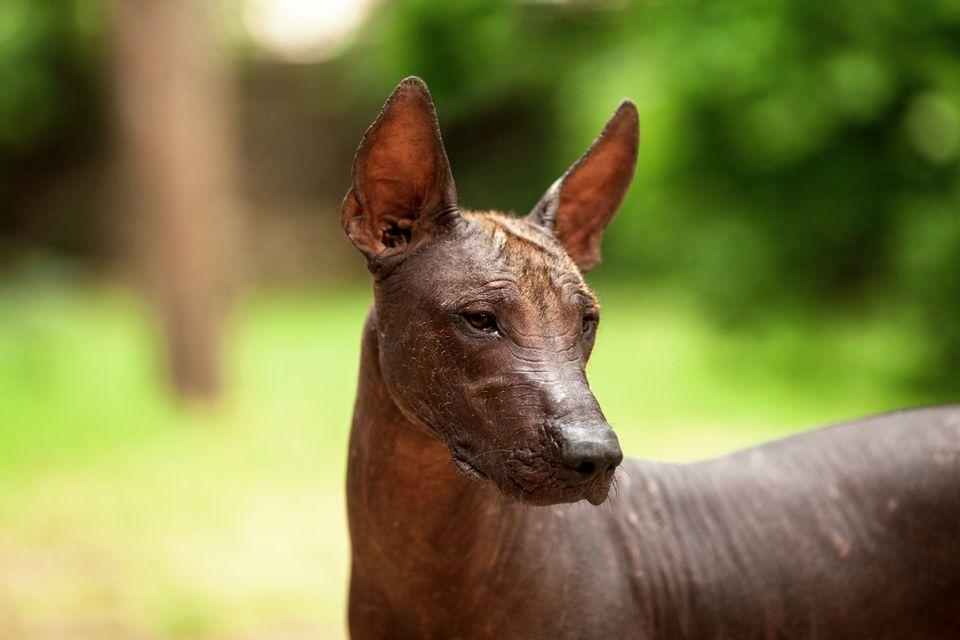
585 476 614 505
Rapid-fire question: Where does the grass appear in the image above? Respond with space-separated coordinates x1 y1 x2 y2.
0 278 942 639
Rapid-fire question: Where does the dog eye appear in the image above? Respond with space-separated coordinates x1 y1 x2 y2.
462 312 498 333
582 315 599 335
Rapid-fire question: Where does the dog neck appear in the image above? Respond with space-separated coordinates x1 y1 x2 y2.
346 308 508 571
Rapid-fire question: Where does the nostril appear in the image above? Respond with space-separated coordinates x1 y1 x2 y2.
558 424 622 479
575 461 596 476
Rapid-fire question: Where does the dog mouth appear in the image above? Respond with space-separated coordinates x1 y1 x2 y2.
583 476 615 506
450 446 615 506
452 455 490 481
505 467 615 506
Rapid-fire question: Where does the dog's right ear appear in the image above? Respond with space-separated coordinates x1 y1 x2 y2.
527 101 638 272
341 77 458 260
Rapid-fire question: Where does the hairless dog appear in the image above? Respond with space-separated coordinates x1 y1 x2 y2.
341 77 960 639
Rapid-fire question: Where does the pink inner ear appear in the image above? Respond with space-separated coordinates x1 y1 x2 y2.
362 133 438 220
551 102 639 272
346 78 456 257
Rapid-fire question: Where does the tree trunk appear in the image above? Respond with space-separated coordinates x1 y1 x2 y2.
113 0 240 401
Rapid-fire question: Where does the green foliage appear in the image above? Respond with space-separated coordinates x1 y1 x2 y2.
0 0 105 156
4 0 960 385
352 0 960 383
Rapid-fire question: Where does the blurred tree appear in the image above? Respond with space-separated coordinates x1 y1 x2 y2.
3 0 960 391
114 0 241 400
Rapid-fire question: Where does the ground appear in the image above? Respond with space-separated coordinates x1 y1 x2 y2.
0 278 937 639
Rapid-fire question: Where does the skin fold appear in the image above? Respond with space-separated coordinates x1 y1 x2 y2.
341 77 960 639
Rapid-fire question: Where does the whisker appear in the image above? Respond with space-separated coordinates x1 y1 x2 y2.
466 448 514 464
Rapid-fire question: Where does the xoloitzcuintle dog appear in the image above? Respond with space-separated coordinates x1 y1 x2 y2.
341 77 960 639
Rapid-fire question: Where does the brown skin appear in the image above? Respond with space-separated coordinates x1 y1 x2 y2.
342 78 960 638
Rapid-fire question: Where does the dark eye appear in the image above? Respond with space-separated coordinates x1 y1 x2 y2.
582 314 599 335
462 312 498 334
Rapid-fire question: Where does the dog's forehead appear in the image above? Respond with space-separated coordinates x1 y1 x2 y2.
455 211 591 301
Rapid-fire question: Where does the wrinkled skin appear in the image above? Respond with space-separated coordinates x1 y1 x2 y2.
341 78 960 639
372 213 616 506
342 77 636 508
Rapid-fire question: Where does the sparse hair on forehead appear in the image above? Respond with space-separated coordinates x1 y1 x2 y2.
342 76 636 295
464 210 583 273
462 209 596 306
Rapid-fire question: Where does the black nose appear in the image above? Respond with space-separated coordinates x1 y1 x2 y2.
558 424 623 481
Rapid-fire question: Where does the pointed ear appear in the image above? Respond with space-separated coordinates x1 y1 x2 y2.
341 77 458 259
527 100 639 272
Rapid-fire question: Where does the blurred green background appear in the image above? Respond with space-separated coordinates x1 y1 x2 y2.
1 0 958 638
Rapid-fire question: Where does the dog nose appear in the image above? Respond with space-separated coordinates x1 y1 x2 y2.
558 424 623 480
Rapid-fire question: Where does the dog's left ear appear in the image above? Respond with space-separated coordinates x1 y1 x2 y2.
527 101 639 272
342 77 458 260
